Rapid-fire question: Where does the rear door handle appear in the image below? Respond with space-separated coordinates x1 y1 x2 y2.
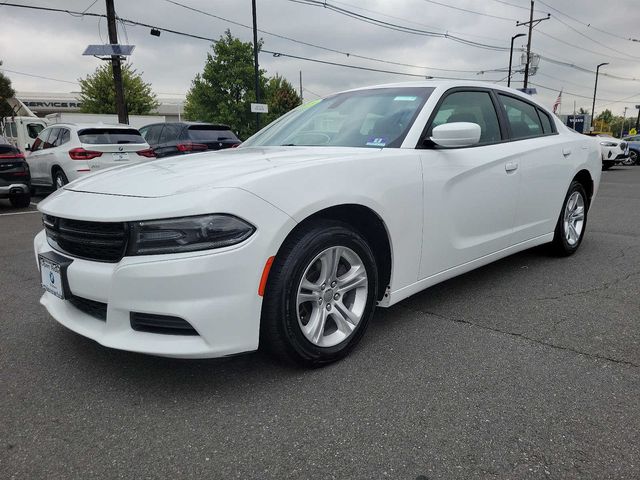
563 148 572 156
505 161 519 172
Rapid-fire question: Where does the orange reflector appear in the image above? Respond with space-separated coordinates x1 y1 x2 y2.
258 256 275 296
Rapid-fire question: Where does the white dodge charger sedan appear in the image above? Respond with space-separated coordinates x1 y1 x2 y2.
34 81 601 366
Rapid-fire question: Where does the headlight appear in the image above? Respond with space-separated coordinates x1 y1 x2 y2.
128 214 255 255
599 141 617 147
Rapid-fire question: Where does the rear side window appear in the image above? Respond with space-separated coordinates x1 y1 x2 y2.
429 90 502 145
188 126 239 142
78 128 145 145
159 124 182 143
498 94 543 139
537 109 554 134
53 128 70 147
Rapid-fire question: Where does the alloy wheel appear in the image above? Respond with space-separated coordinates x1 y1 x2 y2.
296 246 368 347
563 191 585 246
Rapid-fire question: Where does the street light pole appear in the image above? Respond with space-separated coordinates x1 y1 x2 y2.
591 62 609 132
508 33 526 88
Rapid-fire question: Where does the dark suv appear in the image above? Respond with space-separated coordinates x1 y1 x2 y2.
139 122 241 158
0 136 31 208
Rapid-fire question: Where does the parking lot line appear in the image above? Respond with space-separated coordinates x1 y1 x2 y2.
0 210 39 217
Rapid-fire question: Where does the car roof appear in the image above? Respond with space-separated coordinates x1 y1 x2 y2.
46 122 139 130
140 122 232 129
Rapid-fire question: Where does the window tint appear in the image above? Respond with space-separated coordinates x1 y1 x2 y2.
78 128 145 144
53 128 70 147
188 126 239 142
43 128 60 149
429 90 502 144
27 123 44 139
499 94 543 139
537 108 553 134
144 125 163 145
159 124 182 143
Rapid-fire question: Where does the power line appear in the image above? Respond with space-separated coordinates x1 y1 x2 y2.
287 0 510 51
536 29 637 63
537 0 640 43
0 3 503 82
421 0 518 22
164 0 499 73
0 68 79 85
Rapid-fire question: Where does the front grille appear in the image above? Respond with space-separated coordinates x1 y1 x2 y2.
68 295 107 321
130 312 199 336
44 215 128 262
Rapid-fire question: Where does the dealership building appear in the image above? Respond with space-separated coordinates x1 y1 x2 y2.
16 91 185 122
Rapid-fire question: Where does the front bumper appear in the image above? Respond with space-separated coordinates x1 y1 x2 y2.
33 188 296 359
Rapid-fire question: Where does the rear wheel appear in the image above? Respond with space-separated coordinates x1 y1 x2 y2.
53 169 68 189
9 193 31 208
550 181 588 256
261 220 378 367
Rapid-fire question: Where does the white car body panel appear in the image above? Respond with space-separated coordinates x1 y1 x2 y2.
34 81 602 358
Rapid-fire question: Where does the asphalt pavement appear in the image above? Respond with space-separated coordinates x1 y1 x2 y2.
1 168 639 479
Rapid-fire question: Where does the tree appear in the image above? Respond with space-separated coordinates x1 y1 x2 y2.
184 30 267 140
578 107 589 114
0 61 16 119
596 109 614 125
264 74 301 125
78 63 159 115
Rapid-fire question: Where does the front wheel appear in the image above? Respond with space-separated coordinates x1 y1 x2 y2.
629 150 638 165
550 181 588 256
260 220 378 367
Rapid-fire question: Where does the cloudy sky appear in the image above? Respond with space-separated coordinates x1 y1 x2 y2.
2 0 640 116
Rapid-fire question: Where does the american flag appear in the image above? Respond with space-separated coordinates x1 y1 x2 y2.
553 89 563 114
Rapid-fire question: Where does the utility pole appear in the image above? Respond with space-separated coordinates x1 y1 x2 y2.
635 105 640 131
516 1 550 89
299 70 303 103
591 62 609 131
105 0 128 124
251 0 260 131
620 107 628 138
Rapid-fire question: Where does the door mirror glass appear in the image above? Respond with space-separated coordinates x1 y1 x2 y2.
431 122 481 148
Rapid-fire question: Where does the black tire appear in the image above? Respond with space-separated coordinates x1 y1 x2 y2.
602 161 614 170
53 169 68 189
29 186 37 196
9 193 31 208
630 150 639 166
550 181 588 256
260 219 378 367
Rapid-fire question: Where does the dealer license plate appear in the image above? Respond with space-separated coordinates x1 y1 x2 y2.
39 255 66 299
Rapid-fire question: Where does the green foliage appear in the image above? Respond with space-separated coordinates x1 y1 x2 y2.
79 63 159 115
596 109 614 125
0 61 16 119
264 74 301 125
185 31 301 140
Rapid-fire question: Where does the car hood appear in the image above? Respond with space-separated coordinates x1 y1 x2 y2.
64 146 373 198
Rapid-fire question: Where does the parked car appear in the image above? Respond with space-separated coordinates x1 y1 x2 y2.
139 122 241 158
34 81 601 367
26 123 155 192
622 134 640 165
0 135 31 208
593 134 632 169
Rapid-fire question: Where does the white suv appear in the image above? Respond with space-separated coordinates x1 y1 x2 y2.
27 123 155 191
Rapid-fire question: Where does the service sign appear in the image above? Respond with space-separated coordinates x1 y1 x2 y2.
251 103 269 113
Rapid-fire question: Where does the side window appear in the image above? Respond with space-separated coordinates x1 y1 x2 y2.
498 94 543 139
43 128 60 149
32 129 51 151
53 128 70 147
10 122 18 138
537 108 554 134
139 126 149 139
159 124 181 143
145 125 163 145
429 91 502 145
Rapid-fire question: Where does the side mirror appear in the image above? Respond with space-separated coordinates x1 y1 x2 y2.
24 143 31 151
430 122 481 148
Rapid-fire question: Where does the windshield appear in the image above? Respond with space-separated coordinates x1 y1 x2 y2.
242 87 434 148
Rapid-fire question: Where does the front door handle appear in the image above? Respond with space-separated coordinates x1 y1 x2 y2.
505 161 519 172
563 148 572 156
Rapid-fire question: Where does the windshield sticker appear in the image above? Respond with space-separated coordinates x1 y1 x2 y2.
366 137 387 147
394 96 417 101
299 99 322 111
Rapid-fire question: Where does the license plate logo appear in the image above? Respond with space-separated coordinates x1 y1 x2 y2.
39 256 65 299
